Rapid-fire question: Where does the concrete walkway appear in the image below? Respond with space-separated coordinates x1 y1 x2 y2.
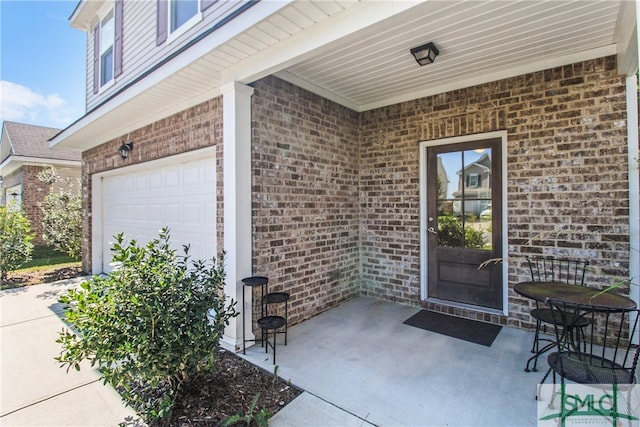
0 278 139 426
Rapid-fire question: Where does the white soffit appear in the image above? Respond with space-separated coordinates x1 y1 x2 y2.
53 0 630 150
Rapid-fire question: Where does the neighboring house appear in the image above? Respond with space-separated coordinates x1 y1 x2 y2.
0 121 82 246
452 153 492 216
50 1 639 350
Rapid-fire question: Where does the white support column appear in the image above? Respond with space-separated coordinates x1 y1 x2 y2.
220 81 254 351
632 0 640 345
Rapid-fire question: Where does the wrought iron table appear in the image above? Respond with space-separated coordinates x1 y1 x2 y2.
514 281 636 311
515 281 638 396
514 281 637 374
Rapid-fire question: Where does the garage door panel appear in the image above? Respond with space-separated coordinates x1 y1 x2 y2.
183 204 202 224
100 155 216 273
150 171 164 188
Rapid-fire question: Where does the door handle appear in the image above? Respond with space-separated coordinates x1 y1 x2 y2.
427 226 438 235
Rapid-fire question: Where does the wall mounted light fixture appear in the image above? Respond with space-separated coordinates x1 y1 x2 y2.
410 42 439 66
118 141 134 160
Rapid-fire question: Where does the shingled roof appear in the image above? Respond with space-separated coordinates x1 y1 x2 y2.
1 121 81 164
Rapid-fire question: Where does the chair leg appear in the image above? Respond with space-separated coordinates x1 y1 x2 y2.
531 319 541 353
548 371 558 410
525 351 539 372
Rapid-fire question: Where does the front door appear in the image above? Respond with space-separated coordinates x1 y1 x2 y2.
426 138 503 309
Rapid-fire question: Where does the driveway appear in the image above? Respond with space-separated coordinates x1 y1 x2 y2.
0 278 139 426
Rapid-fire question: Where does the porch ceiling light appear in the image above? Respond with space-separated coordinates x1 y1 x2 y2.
118 141 133 160
410 42 439 66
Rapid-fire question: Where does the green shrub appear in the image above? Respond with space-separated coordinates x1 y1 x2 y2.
437 215 464 247
38 167 82 260
464 226 487 249
0 204 34 283
56 228 237 423
222 393 272 427
437 215 487 249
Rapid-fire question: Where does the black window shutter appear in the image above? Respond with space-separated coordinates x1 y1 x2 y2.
114 0 123 77
156 0 168 45
92 23 100 93
201 0 218 11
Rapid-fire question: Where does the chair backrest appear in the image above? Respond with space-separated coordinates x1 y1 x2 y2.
547 299 640 385
526 257 589 286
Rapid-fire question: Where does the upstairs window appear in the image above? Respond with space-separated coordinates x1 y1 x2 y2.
100 9 115 86
467 173 479 188
170 0 198 33
157 0 217 45
93 0 123 94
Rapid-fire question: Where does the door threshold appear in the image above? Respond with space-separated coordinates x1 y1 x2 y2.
425 297 505 317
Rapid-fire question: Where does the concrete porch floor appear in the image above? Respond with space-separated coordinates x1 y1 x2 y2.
240 296 546 427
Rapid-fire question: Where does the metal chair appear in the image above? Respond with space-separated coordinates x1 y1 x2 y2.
543 300 640 422
524 257 590 372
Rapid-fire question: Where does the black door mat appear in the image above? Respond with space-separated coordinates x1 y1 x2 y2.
403 310 502 347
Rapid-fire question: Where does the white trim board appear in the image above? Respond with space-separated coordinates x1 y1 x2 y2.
419 131 509 316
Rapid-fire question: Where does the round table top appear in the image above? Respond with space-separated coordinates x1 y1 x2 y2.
514 281 637 311
241 276 269 287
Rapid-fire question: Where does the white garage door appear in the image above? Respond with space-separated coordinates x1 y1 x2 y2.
98 152 216 273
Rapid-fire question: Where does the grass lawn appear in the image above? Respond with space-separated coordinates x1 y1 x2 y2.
18 246 80 270
2 247 84 290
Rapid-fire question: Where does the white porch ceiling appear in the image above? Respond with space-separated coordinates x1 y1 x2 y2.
52 0 636 150
267 0 625 111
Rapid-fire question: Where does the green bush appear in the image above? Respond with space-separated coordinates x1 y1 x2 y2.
0 204 34 283
38 167 82 260
437 215 487 249
464 226 487 249
56 228 237 422
437 215 464 247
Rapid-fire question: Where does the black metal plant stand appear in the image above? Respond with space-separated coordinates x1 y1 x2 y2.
241 276 289 364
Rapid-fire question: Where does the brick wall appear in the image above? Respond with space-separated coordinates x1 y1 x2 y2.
3 166 81 247
81 97 223 271
22 166 49 246
251 76 362 325
79 56 630 332
5 166 49 246
358 56 629 329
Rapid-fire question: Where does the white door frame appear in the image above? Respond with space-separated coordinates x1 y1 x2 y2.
419 130 509 316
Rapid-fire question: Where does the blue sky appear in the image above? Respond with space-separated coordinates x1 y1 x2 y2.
1 0 86 130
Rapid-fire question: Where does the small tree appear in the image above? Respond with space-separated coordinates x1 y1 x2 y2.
56 228 237 422
38 167 82 259
0 203 34 283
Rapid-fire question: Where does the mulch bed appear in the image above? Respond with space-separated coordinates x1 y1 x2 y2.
1 265 85 289
159 349 302 426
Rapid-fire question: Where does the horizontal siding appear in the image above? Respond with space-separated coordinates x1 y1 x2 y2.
84 32 92 112
87 0 246 111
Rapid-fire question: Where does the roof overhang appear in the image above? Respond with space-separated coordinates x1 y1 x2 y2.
51 0 639 153
0 156 82 178
69 0 106 30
